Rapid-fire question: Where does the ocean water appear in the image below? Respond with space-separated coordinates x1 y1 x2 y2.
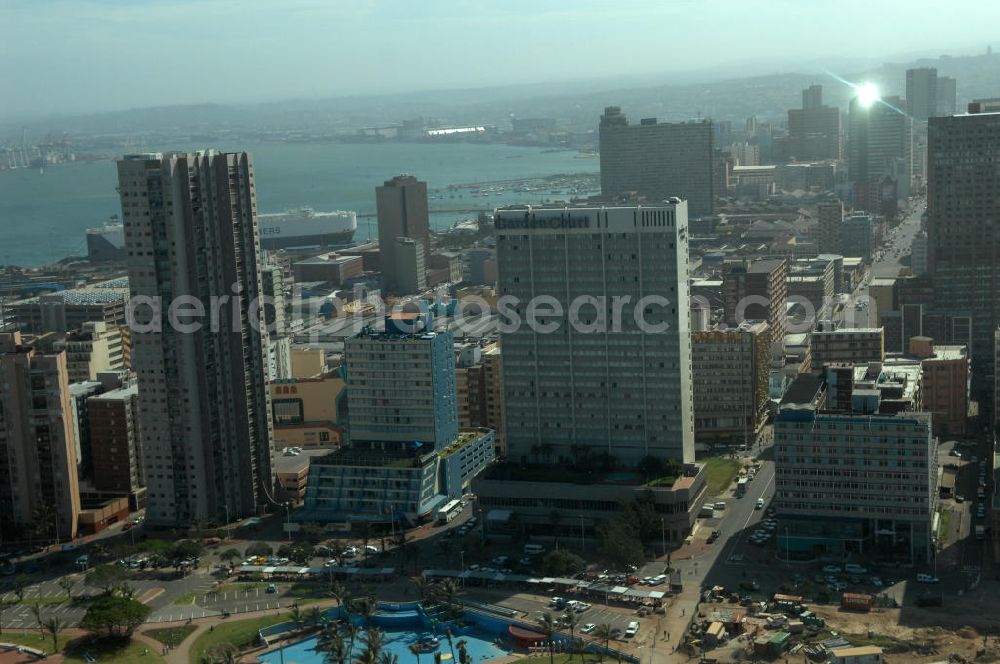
0 142 598 267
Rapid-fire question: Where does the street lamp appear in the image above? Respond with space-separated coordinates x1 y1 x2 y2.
284 502 292 542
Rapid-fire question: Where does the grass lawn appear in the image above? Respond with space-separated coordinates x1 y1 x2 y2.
937 509 950 543
520 654 605 664
0 631 71 652
173 593 196 605
189 613 289 664
64 637 167 664
144 625 197 648
704 457 742 495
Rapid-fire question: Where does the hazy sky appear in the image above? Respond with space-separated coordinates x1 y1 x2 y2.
3 0 999 118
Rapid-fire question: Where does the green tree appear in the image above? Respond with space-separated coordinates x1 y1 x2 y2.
307 606 323 627
539 612 556 664
562 611 579 663
79 594 151 639
444 627 456 661
377 653 398 664
594 624 614 658
315 623 348 664
596 520 644 570
85 564 126 594
245 541 273 557
456 640 471 664
300 522 326 543
218 548 242 567
58 577 75 603
30 503 57 543
13 574 29 605
358 629 385 664
202 643 239 664
288 603 304 632
30 604 44 633
351 595 377 628
172 540 205 560
43 616 64 654
541 549 585 577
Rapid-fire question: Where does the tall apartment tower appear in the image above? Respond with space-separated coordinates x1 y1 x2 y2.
0 332 81 540
345 311 458 450
376 175 430 294
117 151 273 527
787 85 842 161
928 108 1000 403
598 107 714 217
495 203 694 466
817 201 844 254
936 77 957 116
906 67 938 122
848 95 911 213
722 258 788 342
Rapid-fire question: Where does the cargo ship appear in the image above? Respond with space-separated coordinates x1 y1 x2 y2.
258 208 357 249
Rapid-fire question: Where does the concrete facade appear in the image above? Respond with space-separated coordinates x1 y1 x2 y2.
810 328 885 370
376 175 430 294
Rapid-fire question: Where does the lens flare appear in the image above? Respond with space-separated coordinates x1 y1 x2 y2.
856 82 879 108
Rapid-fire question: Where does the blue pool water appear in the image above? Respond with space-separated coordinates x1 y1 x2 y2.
260 627 509 664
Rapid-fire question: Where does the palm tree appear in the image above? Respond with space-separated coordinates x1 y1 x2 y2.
593 624 614 662
408 644 423 664
562 611 579 662
352 596 377 628
315 623 348 664
444 628 456 661
43 616 63 654
438 578 461 613
329 580 346 607
539 612 556 664
203 643 239 664
308 606 324 628
289 603 305 632
413 576 430 601
377 653 398 664
356 628 385 664
456 640 471 664
344 622 361 658
30 604 43 634
57 578 74 603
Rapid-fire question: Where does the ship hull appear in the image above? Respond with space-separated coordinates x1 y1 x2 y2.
260 229 356 250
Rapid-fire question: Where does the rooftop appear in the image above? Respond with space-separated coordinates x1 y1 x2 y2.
312 445 437 469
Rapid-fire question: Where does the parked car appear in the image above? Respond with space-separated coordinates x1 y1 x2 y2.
755 499 764 509
916 573 939 583
844 564 868 574
822 565 842 574
624 621 639 638
581 623 597 634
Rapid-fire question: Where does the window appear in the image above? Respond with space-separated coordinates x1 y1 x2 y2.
272 399 304 425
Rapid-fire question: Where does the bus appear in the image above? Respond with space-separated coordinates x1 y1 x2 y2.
436 499 463 524
736 477 749 497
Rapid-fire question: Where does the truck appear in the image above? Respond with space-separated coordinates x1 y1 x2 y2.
699 505 715 518
736 477 749 497
976 525 986 541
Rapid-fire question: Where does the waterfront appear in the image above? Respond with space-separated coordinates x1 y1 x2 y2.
0 142 598 267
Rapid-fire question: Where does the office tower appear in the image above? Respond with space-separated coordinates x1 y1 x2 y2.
345 311 458 449
787 85 842 161
906 67 938 122
117 151 273 527
936 76 957 116
376 175 430 294
495 203 694 466
88 383 146 507
774 407 936 564
393 236 427 295
802 84 823 110
722 258 788 341
54 322 130 383
910 230 928 276
482 345 505 455
848 95 911 214
841 212 875 260
691 321 770 444
599 107 714 217
928 108 1000 403
817 201 843 254
0 332 81 540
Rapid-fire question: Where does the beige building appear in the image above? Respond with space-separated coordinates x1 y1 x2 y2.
0 332 81 540
723 258 787 341
909 337 969 437
55 321 130 383
692 322 770 444
270 374 346 449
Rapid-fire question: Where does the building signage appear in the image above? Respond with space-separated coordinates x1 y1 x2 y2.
495 215 590 230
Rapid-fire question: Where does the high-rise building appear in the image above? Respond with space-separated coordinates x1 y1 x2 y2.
816 201 843 254
393 236 427 295
774 407 936 564
54 322 130 383
722 258 788 341
810 328 885 370
802 84 823 110
455 343 488 430
495 203 694 466
848 96 911 214
928 108 1000 403
117 151 273 527
692 321 770 444
787 85 842 161
0 332 81 540
906 67 938 122
936 76 957 116
482 345 505 456
344 311 458 450
376 175 430 294
841 212 875 261
910 230 928 276
907 337 968 437
88 383 146 508
599 107 714 217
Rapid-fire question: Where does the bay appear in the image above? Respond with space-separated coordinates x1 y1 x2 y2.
0 142 598 267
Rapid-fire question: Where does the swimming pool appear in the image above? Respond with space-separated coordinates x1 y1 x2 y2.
260 627 509 664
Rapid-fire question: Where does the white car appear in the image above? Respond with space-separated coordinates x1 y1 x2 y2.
624 621 639 638
822 565 842 574
755 499 764 510
581 623 597 634
844 564 867 574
